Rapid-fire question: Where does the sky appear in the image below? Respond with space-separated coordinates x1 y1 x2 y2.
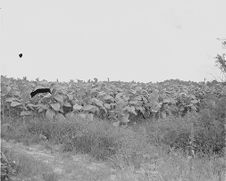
1 0 226 83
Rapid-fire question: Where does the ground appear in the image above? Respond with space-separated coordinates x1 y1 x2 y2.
2 139 160 181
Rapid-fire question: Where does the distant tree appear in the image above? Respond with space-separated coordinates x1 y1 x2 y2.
216 38 226 79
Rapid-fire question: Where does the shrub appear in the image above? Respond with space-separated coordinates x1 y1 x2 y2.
143 107 225 157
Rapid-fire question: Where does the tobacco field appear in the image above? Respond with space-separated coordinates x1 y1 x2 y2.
1 75 226 125
1 75 226 181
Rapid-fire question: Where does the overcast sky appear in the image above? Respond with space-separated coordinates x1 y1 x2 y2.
1 0 226 82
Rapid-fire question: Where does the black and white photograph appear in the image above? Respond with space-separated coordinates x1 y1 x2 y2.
1 0 226 180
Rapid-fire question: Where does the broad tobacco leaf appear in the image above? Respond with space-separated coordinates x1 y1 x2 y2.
97 91 106 97
135 106 145 115
163 98 176 104
11 101 22 107
104 103 111 109
91 98 107 113
151 102 162 113
73 104 83 111
116 98 128 108
43 93 52 98
103 95 115 103
129 100 140 105
50 103 61 111
149 90 159 102
91 98 103 107
64 102 71 107
82 105 99 114
20 111 33 116
115 92 124 100
190 104 197 111
5 97 19 103
191 99 199 104
35 104 46 113
54 94 64 104
38 108 45 113
123 106 137 115
90 88 99 96
67 94 73 101
36 104 48 110
14 91 21 97
26 103 37 110
134 95 144 101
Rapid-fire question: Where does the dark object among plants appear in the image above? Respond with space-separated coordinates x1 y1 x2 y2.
30 88 51 98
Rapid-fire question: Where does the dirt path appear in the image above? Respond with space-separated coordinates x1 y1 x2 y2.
2 140 117 181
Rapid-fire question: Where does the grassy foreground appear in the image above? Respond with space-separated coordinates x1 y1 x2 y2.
1 113 225 181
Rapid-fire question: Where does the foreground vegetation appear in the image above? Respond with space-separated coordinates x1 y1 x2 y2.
1 76 226 180
1 106 226 180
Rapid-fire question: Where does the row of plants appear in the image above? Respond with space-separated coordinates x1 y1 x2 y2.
1 75 226 125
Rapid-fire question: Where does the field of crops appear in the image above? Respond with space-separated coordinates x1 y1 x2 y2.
1 75 226 181
1 75 225 125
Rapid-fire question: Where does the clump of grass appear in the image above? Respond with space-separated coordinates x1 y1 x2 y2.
21 115 152 163
110 150 226 181
62 118 136 160
2 116 119 161
1 118 29 141
141 111 225 157
20 116 120 160
155 151 226 181
1 145 58 181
